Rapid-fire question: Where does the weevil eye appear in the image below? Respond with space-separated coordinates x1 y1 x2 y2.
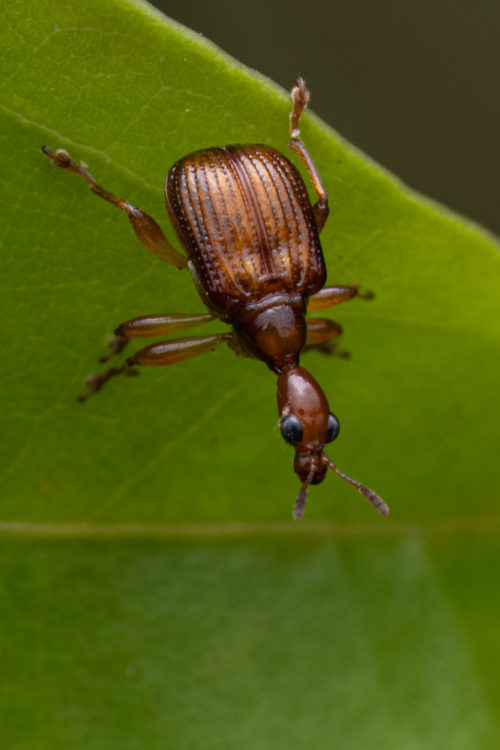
280 414 303 445
326 413 340 443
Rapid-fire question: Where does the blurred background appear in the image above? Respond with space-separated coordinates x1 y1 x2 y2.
153 0 499 235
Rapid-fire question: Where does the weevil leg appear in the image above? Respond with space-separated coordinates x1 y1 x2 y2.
306 318 343 344
78 332 231 401
42 146 187 269
127 332 232 367
100 312 215 362
308 285 373 311
288 77 329 233
303 318 349 357
77 365 139 403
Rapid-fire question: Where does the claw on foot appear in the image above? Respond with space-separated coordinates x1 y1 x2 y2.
357 287 375 300
289 77 311 140
99 335 128 363
77 365 138 402
42 145 95 184
42 146 75 169
303 341 351 358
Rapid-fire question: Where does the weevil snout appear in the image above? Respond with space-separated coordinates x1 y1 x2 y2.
291 442 389 520
293 449 328 485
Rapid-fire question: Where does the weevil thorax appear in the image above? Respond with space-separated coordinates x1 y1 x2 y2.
277 365 335 486
231 292 307 371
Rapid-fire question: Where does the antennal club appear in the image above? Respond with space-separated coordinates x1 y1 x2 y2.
323 457 389 516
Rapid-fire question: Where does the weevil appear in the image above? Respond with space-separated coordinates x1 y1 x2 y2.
42 78 388 519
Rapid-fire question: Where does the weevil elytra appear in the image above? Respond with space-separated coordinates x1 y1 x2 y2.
42 78 388 519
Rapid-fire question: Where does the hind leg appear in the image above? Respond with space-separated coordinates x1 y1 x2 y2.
78 331 232 402
42 146 187 269
288 77 329 232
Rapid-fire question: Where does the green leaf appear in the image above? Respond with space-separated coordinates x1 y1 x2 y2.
1 1 499 748
1 535 499 749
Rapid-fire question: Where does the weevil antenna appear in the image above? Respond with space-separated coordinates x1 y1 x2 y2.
293 468 315 520
322 456 389 517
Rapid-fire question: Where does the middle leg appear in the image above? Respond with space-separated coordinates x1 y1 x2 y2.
303 318 349 357
308 285 360 311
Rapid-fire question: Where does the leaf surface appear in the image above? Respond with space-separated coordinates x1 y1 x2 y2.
1 1 499 748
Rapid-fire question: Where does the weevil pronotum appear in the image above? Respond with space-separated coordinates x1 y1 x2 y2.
42 78 388 519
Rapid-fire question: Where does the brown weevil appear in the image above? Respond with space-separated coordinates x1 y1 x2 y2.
42 78 388 519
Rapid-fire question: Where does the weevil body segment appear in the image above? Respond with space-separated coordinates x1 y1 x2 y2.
42 77 388 519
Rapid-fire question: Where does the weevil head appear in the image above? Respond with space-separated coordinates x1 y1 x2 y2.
277 365 389 520
277 366 340 516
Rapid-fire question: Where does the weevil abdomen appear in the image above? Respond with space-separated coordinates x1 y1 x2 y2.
166 144 326 317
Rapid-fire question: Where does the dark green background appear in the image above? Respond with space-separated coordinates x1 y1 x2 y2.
155 0 500 235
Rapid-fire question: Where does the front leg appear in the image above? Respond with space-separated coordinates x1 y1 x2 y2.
100 311 215 362
42 146 187 269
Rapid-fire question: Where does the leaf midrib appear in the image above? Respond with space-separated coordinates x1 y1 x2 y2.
1 516 499 539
